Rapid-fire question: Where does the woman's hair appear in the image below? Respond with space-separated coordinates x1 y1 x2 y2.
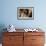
24 9 29 15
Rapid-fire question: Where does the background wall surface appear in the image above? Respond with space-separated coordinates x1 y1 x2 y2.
0 0 46 30
0 0 46 44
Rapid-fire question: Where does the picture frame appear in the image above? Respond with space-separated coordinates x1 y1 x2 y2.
17 7 34 20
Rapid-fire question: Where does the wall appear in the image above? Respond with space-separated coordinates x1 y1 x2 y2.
0 0 46 44
0 0 46 29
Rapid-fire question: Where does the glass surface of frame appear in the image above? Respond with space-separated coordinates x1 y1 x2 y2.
17 7 34 20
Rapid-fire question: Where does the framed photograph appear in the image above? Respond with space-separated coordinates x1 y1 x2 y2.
17 7 34 20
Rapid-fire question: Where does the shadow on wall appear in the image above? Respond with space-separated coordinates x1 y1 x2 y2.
0 24 7 43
